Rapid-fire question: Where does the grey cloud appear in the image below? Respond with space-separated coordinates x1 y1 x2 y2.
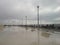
0 0 60 24
40 11 60 23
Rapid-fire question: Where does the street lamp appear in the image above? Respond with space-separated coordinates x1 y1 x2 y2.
25 16 28 30
37 5 40 45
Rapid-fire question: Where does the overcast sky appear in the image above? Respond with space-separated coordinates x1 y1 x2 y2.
0 0 60 24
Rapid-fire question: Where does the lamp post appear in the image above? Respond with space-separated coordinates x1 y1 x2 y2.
37 5 40 45
22 18 23 26
25 16 28 30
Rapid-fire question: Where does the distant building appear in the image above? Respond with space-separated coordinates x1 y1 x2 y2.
54 24 60 29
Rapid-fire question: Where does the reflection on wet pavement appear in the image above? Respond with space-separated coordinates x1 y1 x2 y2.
31 28 35 32
0 25 5 31
41 31 51 38
0 26 60 45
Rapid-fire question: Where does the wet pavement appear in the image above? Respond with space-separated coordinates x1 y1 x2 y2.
0 26 60 45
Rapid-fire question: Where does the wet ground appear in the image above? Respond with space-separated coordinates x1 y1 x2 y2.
0 26 60 45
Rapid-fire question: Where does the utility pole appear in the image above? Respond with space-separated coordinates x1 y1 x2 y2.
37 5 40 45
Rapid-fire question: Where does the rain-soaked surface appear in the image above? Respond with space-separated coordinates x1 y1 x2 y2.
0 26 60 45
